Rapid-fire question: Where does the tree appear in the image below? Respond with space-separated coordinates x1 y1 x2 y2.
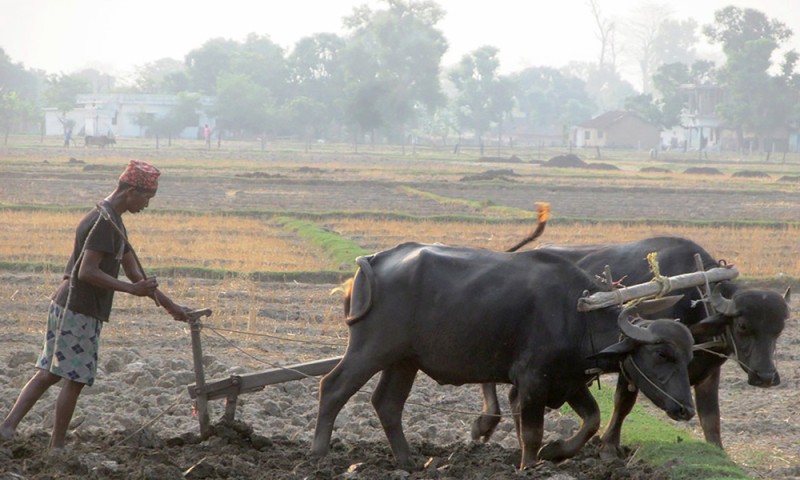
288 33 347 139
185 38 239 94
133 58 188 93
652 18 699 67
214 73 272 139
0 89 37 144
511 66 594 132
44 73 90 135
341 0 448 145
562 62 636 113
587 0 617 71
449 46 513 146
0 47 41 103
704 6 795 155
233 34 289 103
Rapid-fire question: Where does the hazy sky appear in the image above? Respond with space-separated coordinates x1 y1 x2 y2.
1 0 798 85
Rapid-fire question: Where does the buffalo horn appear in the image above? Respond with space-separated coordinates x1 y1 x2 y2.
617 307 659 344
710 284 738 316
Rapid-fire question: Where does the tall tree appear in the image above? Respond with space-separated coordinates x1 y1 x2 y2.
449 46 513 144
512 66 594 131
587 0 617 71
0 89 37 144
704 6 794 155
185 38 239 94
288 33 347 139
651 60 715 128
44 73 90 134
341 0 448 144
133 58 188 94
622 2 673 93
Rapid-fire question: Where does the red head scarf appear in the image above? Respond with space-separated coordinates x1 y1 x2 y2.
119 160 160 191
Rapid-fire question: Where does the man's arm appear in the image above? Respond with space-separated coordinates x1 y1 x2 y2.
79 249 157 297
120 251 190 321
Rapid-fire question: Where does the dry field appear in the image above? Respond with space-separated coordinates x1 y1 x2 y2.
0 142 798 479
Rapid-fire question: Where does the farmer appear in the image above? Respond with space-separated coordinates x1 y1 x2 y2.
0 160 191 450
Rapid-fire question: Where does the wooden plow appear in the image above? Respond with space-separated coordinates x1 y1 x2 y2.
184 255 738 438
184 308 341 438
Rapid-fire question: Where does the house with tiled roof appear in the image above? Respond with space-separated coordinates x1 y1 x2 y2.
573 111 660 149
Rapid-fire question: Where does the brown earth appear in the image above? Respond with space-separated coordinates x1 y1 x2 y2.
1 147 799 479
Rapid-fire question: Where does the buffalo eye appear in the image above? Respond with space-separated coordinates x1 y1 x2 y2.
655 348 674 362
734 320 751 336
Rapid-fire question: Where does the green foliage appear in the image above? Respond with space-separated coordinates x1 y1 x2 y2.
0 89 38 142
587 385 749 480
511 66 594 130
275 217 370 270
449 46 513 141
44 73 90 117
704 6 797 153
341 0 448 142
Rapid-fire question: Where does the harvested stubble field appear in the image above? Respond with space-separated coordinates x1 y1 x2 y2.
0 142 798 479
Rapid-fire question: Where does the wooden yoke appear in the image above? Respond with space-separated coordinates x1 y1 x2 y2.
577 266 739 312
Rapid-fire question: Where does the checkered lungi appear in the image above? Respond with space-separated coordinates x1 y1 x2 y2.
36 302 103 386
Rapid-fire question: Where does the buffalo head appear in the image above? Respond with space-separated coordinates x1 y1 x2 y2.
691 285 789 387
591 297 695 421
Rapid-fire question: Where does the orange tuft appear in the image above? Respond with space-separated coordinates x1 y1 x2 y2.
535 202 551 223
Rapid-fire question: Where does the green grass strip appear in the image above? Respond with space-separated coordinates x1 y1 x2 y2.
586 385 748 479
399 186 536 218
274 216 370 270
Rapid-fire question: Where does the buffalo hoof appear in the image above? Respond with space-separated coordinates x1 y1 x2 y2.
598 442 623 461
470 415 500 442
395 456 424 473
538 440 573 462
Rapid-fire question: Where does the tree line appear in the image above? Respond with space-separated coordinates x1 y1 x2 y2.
1 1 798 153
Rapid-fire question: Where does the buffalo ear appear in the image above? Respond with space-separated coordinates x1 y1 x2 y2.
588 337 638 361
689 313 729 336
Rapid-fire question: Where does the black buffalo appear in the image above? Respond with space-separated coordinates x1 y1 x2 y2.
473 236 790 455
311 244 696 470
84 135 116 147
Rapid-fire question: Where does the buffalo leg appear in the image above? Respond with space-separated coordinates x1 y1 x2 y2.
311 354 382 458
507 385 521 447
471 383 502 442
371 360 418 471
694 367 723 448
539 385 600 461
599 375 639 459
515 380 546 469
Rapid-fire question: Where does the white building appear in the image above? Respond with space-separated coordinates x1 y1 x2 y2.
43 93 215 138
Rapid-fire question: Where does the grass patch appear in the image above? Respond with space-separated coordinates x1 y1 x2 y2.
275 216 370 270
586 384 748 479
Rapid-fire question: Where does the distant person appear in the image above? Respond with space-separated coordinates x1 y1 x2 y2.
0 160 191 450
63 127 72 147
203 124 211 149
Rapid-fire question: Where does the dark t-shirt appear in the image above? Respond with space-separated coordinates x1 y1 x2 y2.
52 203 130 322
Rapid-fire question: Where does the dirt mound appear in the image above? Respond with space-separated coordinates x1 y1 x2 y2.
777 175 800 182
0 422 671 480
460 169 519 182
544 154 586 168
640 166 671 173
732 170 770 178
683 167 723 175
